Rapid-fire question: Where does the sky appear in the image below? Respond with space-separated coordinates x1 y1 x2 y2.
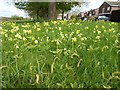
0 0 27 17
0 0 118 18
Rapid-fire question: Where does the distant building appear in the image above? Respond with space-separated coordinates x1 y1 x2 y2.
87 8 99 17
99 1 120 14
77 1 120 18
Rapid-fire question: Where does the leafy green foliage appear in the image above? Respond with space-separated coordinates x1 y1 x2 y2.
14 1 79 20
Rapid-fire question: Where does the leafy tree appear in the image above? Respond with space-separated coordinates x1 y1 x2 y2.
48 1 56 20
14 0 87 20
57 2 78 20
15 1 48 19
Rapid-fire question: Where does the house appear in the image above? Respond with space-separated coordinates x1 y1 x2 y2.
99 1 120 15
87 8 99 17
77 11 88 18
77 1 120 20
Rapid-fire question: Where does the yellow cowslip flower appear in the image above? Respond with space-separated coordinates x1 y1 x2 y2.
104 30 106 32
85 27 89 30
102 26 105 28
60 32 64 39
15 33 22 39
14 44 19 49
59 27 61 31
56 40 60 45
36 74 39 84
93 31 96 33
44 22 49 26
95 25 98 28
81 37 84 41
76 30 80 34
23 37 27 41
28 30 32 34
96 36 100 40
97 30 101 34
36 28 41 31
34 40 38 44
72 37 77 42
46 37 49 42
32 37 36 41
4 34 8 37
109 28 115 32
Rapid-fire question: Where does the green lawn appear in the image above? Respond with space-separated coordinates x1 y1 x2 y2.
1 20 120 88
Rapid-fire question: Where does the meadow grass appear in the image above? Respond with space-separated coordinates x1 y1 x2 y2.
1 20 120 88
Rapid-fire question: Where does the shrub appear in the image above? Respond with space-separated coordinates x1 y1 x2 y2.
71 15 77 20
11 15 24 20
87 16 95 21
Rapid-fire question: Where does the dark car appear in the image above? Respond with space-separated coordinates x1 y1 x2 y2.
97 13 110 21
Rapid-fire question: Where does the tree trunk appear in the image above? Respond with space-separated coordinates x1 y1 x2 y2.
48 1 56 20
62 10 64 20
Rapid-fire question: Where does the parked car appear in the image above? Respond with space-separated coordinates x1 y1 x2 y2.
97 13 110 21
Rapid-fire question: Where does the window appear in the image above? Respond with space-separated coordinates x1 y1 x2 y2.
107 7 110 11
102 8 105 13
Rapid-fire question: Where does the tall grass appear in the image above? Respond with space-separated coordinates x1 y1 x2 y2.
1 20 120 88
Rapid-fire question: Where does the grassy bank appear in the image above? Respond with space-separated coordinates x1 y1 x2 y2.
1 20 120 88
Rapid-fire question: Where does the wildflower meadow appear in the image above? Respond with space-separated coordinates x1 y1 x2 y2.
1 20 120 88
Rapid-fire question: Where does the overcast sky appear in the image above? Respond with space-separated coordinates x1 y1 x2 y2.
0 0 118 17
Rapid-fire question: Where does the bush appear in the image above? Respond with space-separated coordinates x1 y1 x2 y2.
87 16 95 21
71 15 77 20
11 15 24 20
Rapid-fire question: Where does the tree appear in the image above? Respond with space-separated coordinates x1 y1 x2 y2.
14 0 87 20
48 1 56 20
57 2 78 20
15 1 48 19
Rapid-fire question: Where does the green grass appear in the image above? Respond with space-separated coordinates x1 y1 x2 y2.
1 20 120 88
